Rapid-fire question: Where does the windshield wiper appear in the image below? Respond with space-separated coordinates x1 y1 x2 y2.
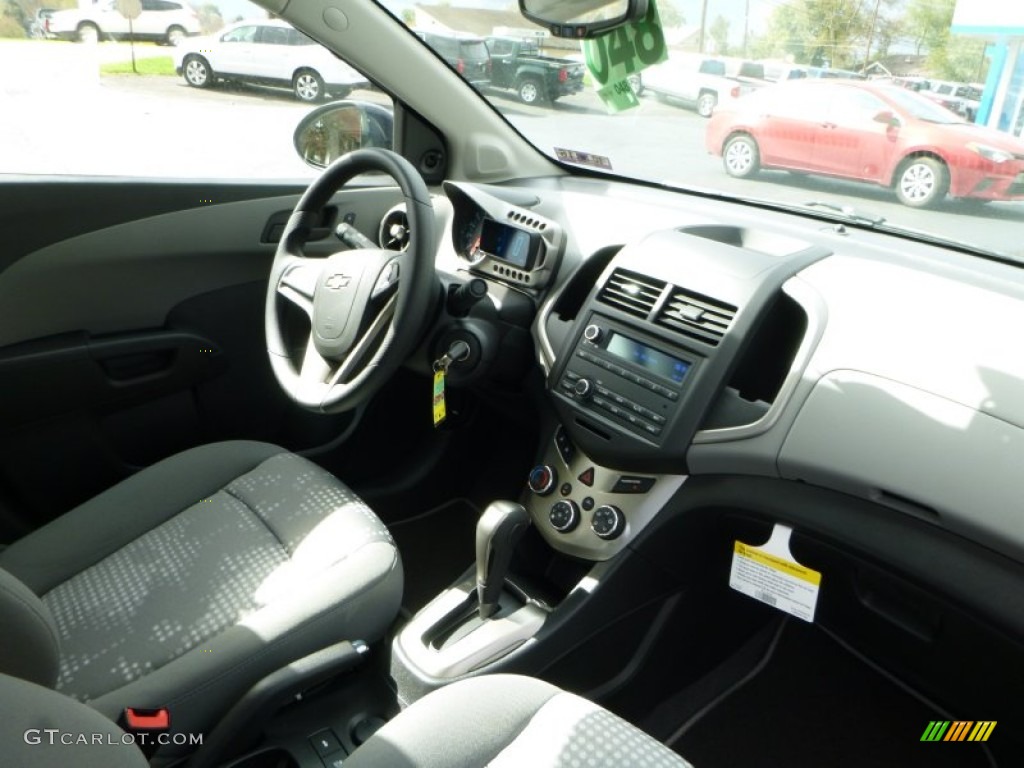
802 201 886 227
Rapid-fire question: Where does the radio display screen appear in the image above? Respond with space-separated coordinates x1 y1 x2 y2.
479 219 538 269
606 332 690 383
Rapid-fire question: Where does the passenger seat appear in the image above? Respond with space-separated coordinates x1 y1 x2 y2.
1 671 691 767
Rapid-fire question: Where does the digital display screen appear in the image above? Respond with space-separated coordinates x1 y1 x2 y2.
606 333 691 383
479 219 536 268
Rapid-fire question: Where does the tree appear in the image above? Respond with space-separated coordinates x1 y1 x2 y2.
196 3 223 35
905 0 952 56
757 0 873 69
657 0 684 28
401 8 415 27
709 15 729 56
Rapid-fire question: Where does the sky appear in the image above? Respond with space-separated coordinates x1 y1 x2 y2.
208 0 774 46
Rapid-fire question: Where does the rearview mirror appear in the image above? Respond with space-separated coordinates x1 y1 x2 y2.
293 102 394 169
519 0 648 39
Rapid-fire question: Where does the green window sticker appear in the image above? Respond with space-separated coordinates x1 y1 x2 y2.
582 0 668 113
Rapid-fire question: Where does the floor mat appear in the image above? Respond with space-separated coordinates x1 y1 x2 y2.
388 498 479 615
667 619 995 768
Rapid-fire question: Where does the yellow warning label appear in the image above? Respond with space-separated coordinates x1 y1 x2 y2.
734 542 821 586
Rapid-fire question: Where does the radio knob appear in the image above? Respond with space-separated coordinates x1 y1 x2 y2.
583 324 602 343
573 378 594 400
549 500 580 533
527 465 557 496
591 505 625 540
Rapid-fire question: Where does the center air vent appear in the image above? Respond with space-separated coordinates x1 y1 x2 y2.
597 268 666 319
655 287 737 346
378 206 410 251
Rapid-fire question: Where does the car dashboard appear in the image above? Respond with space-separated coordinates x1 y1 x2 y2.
425 173 1024 568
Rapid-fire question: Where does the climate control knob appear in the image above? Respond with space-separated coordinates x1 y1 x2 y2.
549 500 580 533
527 465 557 496
573 378 594 400
583 324 602 343
591 505 625 540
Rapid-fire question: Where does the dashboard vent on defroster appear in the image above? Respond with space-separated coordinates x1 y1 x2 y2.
596 268 665 319
655 287 737 346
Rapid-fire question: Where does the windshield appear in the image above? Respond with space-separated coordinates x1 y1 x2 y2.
379 0 1024 262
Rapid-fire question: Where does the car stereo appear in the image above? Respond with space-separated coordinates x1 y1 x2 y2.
557 314 698 442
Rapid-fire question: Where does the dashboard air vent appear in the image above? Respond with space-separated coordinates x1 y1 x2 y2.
378 207 410 251
597 269 665 319
655 287 737 346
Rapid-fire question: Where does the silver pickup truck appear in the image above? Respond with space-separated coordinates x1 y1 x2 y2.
638 53 768 117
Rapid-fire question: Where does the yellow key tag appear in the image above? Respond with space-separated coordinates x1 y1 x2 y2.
432 368 446 426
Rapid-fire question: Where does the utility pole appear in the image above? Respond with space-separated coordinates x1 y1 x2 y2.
698 0 709 53
743 0 750 57
864 0 882 72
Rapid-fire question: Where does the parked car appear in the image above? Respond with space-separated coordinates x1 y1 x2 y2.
485 36 584 104
805 66 867 80
414 30 491 88
172 19 370 103
45 0 200 44
928 80 983 121
639 53 768 117
706 79 1024 207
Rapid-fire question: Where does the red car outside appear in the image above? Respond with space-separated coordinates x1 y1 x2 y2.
705 79 1024 208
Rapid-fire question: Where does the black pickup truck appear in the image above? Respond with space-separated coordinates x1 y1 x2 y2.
485 37 585 104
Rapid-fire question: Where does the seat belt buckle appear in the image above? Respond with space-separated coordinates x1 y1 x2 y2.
119 707 171 758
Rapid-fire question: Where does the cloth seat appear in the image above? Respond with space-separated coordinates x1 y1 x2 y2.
0 440 402 749
345 674 693 768
0 672 691 768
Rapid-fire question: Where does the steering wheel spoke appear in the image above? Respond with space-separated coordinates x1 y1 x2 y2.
277 258 322 317
330 293 398 385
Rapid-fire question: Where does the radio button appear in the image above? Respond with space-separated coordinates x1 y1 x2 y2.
573 378 594 399
643 423 663 437
583 324 602 343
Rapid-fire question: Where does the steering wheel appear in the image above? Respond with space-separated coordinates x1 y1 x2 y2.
265 147 436 413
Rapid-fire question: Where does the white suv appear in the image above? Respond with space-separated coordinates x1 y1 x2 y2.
173 19 370 103
46 0 200 45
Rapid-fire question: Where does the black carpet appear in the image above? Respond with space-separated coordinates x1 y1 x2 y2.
388 498 479 614
669 619 994 768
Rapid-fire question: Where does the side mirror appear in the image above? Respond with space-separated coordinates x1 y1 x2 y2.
519 0 648 39
293 101 394 170
873 110 899 127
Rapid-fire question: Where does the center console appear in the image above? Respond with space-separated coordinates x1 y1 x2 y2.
392 225 828 706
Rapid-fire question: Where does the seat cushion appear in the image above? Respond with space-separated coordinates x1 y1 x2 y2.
0 672 147 768
0 441 402 740
344 675 692 768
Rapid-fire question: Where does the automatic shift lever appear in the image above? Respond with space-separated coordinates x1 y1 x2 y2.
475 501 530 619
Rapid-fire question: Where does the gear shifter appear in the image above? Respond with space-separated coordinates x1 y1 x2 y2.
475 501 530 619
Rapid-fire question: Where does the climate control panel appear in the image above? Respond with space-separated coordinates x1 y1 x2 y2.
524 426 687 561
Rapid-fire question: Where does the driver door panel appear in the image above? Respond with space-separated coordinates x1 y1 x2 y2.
0 179 403 529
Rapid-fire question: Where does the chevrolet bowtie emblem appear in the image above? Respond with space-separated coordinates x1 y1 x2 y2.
325 273 351 290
